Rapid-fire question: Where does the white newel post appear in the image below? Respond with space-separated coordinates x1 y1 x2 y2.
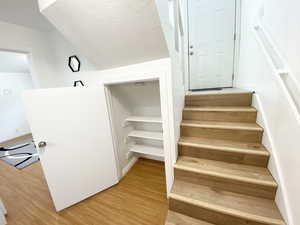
0 199 7 225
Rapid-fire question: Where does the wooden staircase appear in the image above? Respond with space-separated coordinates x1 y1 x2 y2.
165 92 286 225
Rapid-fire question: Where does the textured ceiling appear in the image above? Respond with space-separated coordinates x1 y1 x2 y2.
0 0 54 31
41 0 169 70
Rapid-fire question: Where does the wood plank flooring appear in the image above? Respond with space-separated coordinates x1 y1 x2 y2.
0 159 168 225
0 134 32 147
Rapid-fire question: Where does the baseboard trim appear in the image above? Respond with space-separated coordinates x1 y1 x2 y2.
122 156 138 177
0 133 32 147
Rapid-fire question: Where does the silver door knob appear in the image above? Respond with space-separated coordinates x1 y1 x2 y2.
189 52 194 56
38 141 47 148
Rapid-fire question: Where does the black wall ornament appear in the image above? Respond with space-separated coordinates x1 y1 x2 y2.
68 55 81 72
73 80 85 87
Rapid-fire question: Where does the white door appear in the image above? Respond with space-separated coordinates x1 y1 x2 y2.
188 0 236 90
23 87 119 211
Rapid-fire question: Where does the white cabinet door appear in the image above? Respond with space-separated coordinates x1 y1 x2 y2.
23 87 119 211
188 0 236 90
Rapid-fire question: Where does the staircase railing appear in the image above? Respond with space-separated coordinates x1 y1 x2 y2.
253 18 300 124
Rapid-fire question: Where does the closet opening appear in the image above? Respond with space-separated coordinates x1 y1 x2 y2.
0 50 38 170
105 79 167 191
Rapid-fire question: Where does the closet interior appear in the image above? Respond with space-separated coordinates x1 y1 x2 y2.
106 79 165 175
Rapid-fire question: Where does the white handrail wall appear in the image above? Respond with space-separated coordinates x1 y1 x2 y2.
253 22 300 124
235 1 300 224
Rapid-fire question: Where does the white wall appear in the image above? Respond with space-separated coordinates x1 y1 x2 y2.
155 0 186 164
0 72 33 142
0 51 30 73
48 31 97 87
0 20 96 88
262 0 300 86
56 58 171 87
0 21 97 141
38 0 56 11
235 0 299 224
0 21 56 88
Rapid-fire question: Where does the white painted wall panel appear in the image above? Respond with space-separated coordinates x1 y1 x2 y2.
0 21 96 88
155 0 185 165
0 73 33 142
235 0 300 224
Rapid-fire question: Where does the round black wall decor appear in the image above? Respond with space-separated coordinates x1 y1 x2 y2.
68 55 81 72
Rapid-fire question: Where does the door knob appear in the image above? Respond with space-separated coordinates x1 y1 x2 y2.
189 52 194 56
38 141 47 148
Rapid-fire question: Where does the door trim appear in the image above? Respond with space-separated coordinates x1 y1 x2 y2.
233 0 242 87
184 0 242 92
103 86 122 180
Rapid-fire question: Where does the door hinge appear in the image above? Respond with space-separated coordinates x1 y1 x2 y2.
234 33 237 41
232 73 235 80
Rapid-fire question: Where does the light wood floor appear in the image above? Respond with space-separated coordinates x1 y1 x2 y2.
0 159 168 225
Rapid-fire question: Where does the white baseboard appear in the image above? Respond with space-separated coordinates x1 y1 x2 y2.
253 94 293 225
0 200 6 215
0 214 6 225
122 156 138 177
0 199 7 225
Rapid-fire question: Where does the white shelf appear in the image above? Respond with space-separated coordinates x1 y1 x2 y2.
129 144 164 157
128 130 163 141
125 116 162 124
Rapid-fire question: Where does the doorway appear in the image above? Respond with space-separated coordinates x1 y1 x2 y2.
188 0 237 90
0 50 38 169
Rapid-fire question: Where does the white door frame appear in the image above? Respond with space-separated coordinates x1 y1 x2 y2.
183 0 242 92
100 71 174 194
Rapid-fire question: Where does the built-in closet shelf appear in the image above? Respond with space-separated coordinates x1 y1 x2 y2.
125 116 162 123
128 130 163 141
129 144 164 157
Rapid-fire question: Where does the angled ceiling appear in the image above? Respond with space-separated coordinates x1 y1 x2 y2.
0 0 54 31
40 0 169 70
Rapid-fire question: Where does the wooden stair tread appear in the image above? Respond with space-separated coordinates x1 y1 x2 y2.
170 180 285 225
175 156 276 187
184 106 257 112
185 90 253 97
179 137 269 156
181 120 263 131
167 91 286 225
185 92 253 107
165 211 214 225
